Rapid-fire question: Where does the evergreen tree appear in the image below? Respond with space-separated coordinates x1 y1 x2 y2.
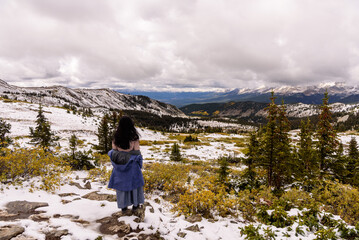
170 143 182 162
332 142 346 182
297 119 317 179
67 134 93 170
261 91 278 188
0 118 12 148
260 93 292 190
315 91 338 179
274 101 292 189
29 104 58 149
69 134 82 159
346 137 359 185
96 113 112 154
243 132 260 187
217 156 231 184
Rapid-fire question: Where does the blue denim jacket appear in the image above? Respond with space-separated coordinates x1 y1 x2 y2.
107 149 144 191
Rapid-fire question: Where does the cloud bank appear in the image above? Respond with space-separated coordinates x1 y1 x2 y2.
0 0 359 91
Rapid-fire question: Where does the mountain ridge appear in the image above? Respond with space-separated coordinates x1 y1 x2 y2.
0 79 186 117
126 82 359 106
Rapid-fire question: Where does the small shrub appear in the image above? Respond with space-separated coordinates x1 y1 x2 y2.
170 143 182 162
143 162 189 194
0 147 70 192
239 224 265 240
88 166 112 184
312 180 359 225
257 206 294 228
314 228 337 240
217 156 231 184
183 135 199 143
281 188 316 210
176 175 237 218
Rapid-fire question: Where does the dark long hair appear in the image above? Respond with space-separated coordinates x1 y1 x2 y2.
113 116 140 149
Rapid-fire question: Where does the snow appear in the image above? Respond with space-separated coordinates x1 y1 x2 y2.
0 98 356 240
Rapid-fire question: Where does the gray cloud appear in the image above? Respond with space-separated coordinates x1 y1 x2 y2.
0 0 358 91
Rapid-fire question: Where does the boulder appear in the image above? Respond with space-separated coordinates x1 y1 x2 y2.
6 201 48 214
84 181 92 189
0 225 25 240
185 224 200 232
44 229 69 240
185 214 202 223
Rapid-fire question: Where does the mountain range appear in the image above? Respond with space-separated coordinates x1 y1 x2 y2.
127 82 359 107
0 79 185 117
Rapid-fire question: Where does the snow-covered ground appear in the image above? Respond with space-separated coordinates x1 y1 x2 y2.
1 99 357 239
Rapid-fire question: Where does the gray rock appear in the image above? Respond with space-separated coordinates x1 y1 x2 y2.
185 224 200 232
84 181 92 189
98 217 132 237
133 205 146 222
177 232 187 238
58 193 79 197
45 229 69 240
185 214 202 223
29 213 50 222
82 191 116 202
6 201 48 214
138 231 164 240
0 225 25 240
69 181 85 189
0 210 17 220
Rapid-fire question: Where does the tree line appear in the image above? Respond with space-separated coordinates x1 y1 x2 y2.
243 91 359 192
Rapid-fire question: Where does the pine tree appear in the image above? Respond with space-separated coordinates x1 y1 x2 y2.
332 142 346 182
96 113 112 154
170 143 182 162
243 132 260 187
217 156 231 184
297 119 317 179
260 93 292 190
29 104 58 149
69 134 83 159
67 134 93 170
274 101 292 189
315 91 338 179
346 137 359 185
261 91 278 188
0 118 12 148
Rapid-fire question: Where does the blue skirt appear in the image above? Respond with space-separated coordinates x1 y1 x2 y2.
116 186 145 209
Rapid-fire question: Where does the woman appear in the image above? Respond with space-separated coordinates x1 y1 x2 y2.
108 116 145 218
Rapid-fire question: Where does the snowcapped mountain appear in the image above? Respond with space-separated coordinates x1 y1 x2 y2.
0 79 185 117
137 82 359 107
206 82 359 104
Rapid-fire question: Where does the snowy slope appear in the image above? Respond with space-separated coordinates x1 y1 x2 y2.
0 79 185 117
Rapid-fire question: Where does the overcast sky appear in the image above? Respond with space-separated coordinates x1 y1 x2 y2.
0 0 359 92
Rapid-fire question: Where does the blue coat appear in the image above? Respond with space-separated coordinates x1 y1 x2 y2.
108 149 144 192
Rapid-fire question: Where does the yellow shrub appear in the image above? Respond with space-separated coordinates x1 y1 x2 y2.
92 152 110 166
87 166 112 184
143 162 189 194
281 188 315 209
176 175 237 218
313 180 359 225
0 147 70 192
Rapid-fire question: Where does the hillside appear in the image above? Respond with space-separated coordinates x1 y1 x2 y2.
181 101 359 119
0 79 185 117
1 97 359 239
